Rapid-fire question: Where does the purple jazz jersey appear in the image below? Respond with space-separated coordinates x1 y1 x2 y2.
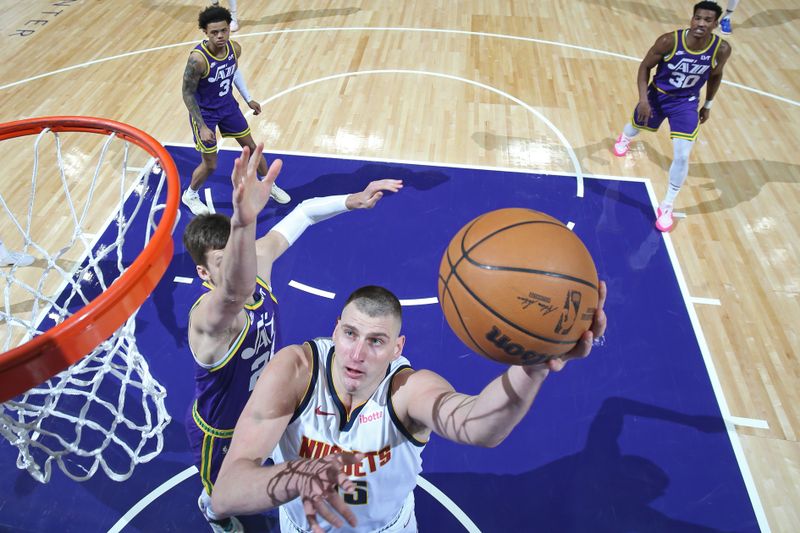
632 29 723 141
186 277 280 493
189 40 250 152
652 29 722 99
194 40 238 111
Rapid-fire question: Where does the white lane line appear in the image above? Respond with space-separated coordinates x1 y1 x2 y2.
416 475 481 533
691 297 721 306
644 180 771 533
727 416 770 430
289 280 336 299
107 466 198 533
400 297 439 306
173 276 194 284
204 188 216 213
674 211 687 219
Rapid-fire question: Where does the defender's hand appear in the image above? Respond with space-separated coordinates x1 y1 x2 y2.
345 179 404 210
231 143 282 226
199 125 215 144
635 101 652 124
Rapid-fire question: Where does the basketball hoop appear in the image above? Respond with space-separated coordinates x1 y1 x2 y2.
0 116 179 482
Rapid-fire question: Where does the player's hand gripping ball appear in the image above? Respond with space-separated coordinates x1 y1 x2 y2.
438 208 599 365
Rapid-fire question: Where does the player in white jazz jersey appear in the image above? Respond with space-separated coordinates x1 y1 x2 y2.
212 284 607 531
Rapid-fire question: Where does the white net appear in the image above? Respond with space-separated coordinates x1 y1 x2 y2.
0 125 174 482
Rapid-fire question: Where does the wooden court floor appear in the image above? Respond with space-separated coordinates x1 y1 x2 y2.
1 1 798 530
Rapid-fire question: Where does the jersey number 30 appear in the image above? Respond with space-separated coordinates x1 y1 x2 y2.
669 72 701 89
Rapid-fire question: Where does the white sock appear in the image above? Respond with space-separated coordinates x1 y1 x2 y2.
622 122 640 139
184 187 199 197
662 138 694 207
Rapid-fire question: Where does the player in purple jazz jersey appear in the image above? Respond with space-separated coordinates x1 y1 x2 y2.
182 143 402 532
181 6 290 217
612 1 732 232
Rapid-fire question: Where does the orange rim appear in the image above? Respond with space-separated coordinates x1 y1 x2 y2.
0 116 179 403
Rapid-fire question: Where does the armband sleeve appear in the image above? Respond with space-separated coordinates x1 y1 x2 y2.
270 195 350 245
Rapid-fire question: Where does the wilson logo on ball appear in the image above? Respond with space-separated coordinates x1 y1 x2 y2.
485 325 551 365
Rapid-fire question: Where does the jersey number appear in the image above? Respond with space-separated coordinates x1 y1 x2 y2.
343 480 368 505
668 72 701 90
219 78 231 97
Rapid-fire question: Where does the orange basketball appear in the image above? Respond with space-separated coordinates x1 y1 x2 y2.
438 208 598 365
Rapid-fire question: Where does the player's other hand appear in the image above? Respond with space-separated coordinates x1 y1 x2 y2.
200 125 215 144
545 280 607 372
248 100 262 115
345 179 404 210
297 452 364 533
231 143 282 226
635 101 652 124
699 107 711 124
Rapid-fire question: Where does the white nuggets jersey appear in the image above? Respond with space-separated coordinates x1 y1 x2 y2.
273 337 426 532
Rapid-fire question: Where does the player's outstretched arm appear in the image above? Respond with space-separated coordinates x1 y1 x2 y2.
192 146 281 338
400 281 607 447
212 344 362 531
254 179 403 282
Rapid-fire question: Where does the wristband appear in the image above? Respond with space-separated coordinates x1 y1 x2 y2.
703 100 713 110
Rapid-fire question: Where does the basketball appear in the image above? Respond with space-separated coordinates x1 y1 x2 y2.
438 208 598 365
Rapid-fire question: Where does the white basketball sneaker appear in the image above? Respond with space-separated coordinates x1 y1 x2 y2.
269 184 291 204
182 188 211 216
0 251 34 267
230 18 239 32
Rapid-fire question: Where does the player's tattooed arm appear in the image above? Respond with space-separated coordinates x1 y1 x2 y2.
182 52 208 129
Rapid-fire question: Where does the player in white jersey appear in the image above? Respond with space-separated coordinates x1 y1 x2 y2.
211 284 607 531
273 337 423 531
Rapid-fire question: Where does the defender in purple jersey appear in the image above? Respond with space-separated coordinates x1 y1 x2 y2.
181 6 290 217
182 143 403 531
612 1 732 232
